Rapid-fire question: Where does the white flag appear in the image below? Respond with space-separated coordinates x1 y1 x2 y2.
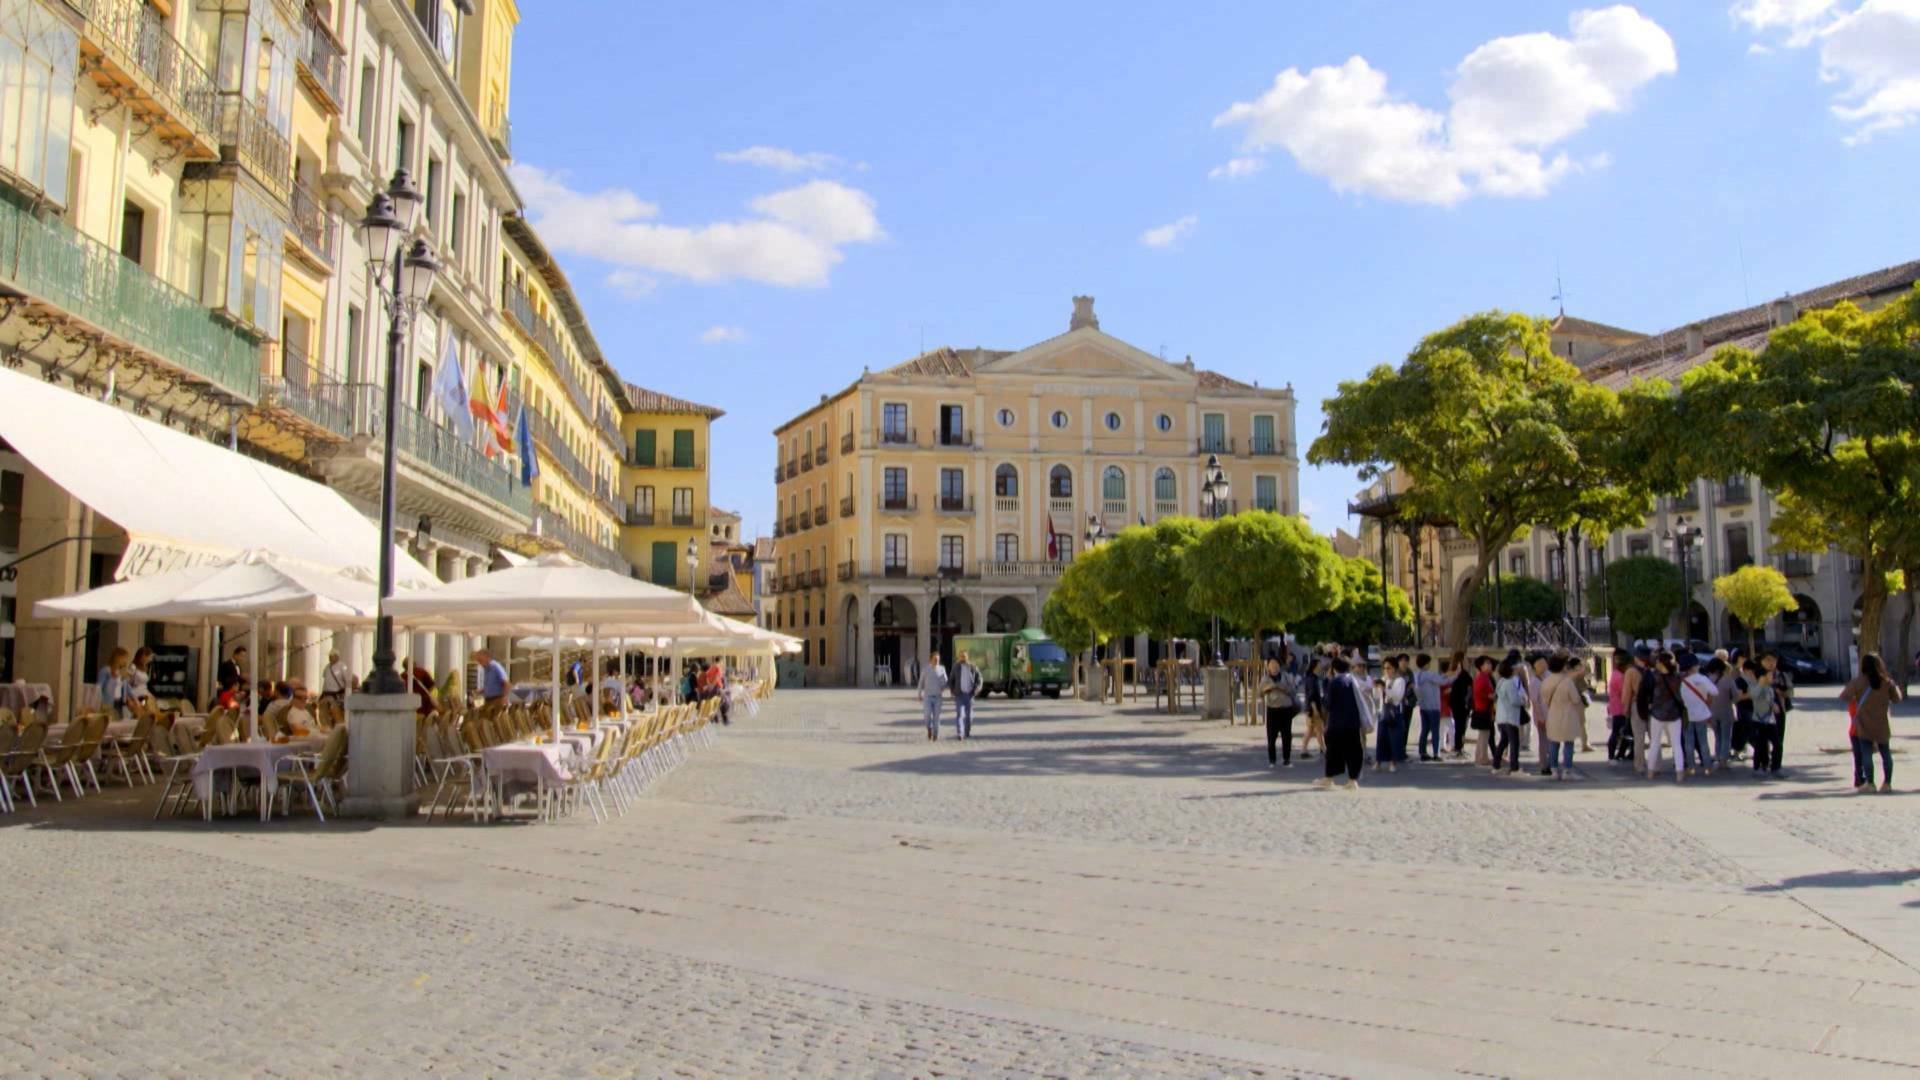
431 336 474 441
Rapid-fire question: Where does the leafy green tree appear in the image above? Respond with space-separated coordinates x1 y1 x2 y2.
1040 589 1095 655
1669 289 1920 655
1105 518 1208 650
1310 311 1643 647
1291 554 1412 648
1180 511 1344 647
1470 573 1563 622
1589 555 1684 643
1042 543 1129 669
1713 565 1797 655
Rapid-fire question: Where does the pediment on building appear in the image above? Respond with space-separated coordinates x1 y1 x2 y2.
974 327 1194 384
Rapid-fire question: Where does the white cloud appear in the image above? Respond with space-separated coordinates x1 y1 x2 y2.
512 164 883 288
1139 215 1198 248
1212 5 1676 205
1207 156 1267 180
1735 0 1920 143
604 269 657 298
699 325 748 344
716 146 845 173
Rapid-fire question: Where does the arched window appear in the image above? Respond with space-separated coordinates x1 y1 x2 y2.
1049 464 1073 498
1154 467 1176 504
994 463 1019 497
1102 466 1127 502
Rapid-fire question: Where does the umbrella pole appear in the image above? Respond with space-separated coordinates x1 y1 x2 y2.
590 627 602 729
549 612 562 741
248 615 260 741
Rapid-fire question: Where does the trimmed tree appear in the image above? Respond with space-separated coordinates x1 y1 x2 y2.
1470 573 1564 622
1713 565 1797 655
1105 517 1209 655
1589 555 1684 644
1043 543 1129 687
1310 311 1641 648
1180 511 1345 650
1292 554 1412 648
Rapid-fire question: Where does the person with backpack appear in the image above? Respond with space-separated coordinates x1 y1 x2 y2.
1678 654 1718 777
1313 655 1370 790
1709 656 1745 770
1643 651 1685 781
950 650 981 741
1260 648 1303 767
1843 652 1902 793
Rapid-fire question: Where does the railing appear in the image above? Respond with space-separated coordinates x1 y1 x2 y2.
1048 497 1075 515
72 0 222 145
838 560 855 581
671 510 697 527
1154 500 1177 518
1669 489 1699 512
342 383 532 516
938 495 974 514
840 432 854 454
878 494 918 513
812 507 829 527
297 4 346 108
1248 438 1288 457
636 448 702 470
0 192 260 399
627 506 655 526
979 560 1066 579
784 514 797 534
1102 499 1127 517
1719 480 1751 504
287 182 333 263
936 428 972 448
800 449 814 471
501 282 597 419
593 405 622 450
772 464 784 482
808 568 825 587
880 426 916 446
840 495 854 518
882 563 912 578
487 115 512 159
260 344 351 436
218 95 292 202
993 496 1019 514
771 520 783 538
1778 552 1815 577
525 408 593 493
1464 619 1592 651
533 508 628 574
1200 498 1240 517
784 460 797 479
1198 436 1234 455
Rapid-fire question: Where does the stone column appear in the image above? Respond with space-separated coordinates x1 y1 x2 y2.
295 626 325 691
854 589 876 688
12 468 87 723
914 594 932 673
339 690 419 819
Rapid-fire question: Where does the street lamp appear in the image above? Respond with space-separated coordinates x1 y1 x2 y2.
358 169 440 695
1663 515 1703 645
1199 454 1231 662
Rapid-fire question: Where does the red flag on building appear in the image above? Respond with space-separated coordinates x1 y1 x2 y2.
1046 514 1059 561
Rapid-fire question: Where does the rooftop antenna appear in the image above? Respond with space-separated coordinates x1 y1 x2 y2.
1552 262 1568 318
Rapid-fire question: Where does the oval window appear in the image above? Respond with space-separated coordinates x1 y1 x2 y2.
1051 410 1069 429
1155 413 1173 433
997 407 1016 428
1104 412 1122 431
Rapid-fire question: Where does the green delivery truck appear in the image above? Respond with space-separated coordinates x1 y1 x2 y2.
951 628 1071 699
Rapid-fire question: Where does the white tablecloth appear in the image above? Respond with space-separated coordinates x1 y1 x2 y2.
480 742 572 790
0 683 52 715
191 739 323 820
45 718 138 744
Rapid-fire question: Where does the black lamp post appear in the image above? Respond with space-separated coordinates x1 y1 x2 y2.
1664 516 1703 644
1199 454 1230 662
358 169 440 695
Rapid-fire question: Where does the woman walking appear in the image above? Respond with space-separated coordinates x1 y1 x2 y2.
1542 655 1587 780
1260 649 1303 767
1843 653 1902 793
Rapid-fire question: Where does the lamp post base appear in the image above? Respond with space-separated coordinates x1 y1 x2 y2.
337 691 421 820
1203 665 1232 721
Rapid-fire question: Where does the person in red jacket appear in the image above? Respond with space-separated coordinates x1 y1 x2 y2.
1470 655 1497 766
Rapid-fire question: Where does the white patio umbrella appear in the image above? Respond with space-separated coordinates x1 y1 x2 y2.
383 553 706 738
36 549 381 738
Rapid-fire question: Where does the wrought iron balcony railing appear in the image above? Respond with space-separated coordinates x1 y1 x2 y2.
341 383 531 516
297 4 346 109
840 432 854 454
218 95 291 202
880 426 916 446
1198 436 1235 455
72 0 221 151
878 494 918 513
288 181 333 263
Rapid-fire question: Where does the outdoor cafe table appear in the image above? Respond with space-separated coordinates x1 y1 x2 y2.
192 738 324 822
480 741 575 818
0 682 52 715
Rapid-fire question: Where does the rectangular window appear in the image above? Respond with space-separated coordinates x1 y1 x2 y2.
1508 552 1527 576
449 191 466 255
1547 547 1566 586
424 158 443 225
633 427 656 466
1252 415 1276 454
1053 535 1074 562
119 200 145 266
1629 535 1651 558
0 469 23 548
672 487 692 523
395 117 415 173
994 533 1018 562
634 485 654 515
995 467 1017 497
344 305 363 382
1154 469 1176 503
939 536 964 572
1201 413 1227 452
939 404 965 446
415 362 432 412
356 62 377 145
881 402 908 441
882 467 907 505
1254 475 1277 512
671 429 694 468
939 467 964 508
1726 525 1753 570
0 6 77 201
883 534 908 569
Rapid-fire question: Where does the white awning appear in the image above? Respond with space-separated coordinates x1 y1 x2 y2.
0 365 436 585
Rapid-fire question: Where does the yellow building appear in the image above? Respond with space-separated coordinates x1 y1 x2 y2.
771 297 1299 686
619 384 724 590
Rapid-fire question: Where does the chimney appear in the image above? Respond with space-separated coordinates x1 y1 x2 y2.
1769 297 1798 328
1069 295 1098 331
1684 323 1704 357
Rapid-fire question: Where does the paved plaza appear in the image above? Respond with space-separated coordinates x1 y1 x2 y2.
2 687 1917 1078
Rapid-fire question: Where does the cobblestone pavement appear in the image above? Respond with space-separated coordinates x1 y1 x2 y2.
1 687 1916 1078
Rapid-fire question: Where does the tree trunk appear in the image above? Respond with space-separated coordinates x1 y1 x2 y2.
1897 577 1917 691
1442 546 1494 651
1857 565 1889 672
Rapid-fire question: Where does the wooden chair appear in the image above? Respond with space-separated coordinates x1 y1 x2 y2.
104 712 155 786
276 727 348 820
152 722 204 819
1 721 47 809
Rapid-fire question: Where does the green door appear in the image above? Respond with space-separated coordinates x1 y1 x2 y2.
650 541 678 586
633 428 656 467
671 429 694 468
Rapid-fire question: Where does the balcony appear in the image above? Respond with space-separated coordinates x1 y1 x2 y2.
287 182 334 265
1154 500 1177 518
813 507 829 527
532 508 629 575
0 192 261 400
994 496 1019 514
771 520 783 538
1778 552 1815 577
217 96 292 203
840 432 854 455
1198 436 1235 455
72 0 221 159
882 563 912 578
487 115 512 160
626 506 655 527
1048 496 1075 515
671 510 697 528
256 342 351 440
1718 479 1752 505
784 460 798 479
808 568 825 588
772 464 784 483
878 494 919 514
339 384 531 517
296 4 346 111
937 494 974 515
525 408 593 493
635 448 702 470
800 450 814 471
936 428 972 448
979 560 1066 580
784 514 797 534
593 405 622 450
1248 438 1288 457
838 560 855 582
840 495 854 518
1200 498 1240 517
501 283 595 418
1102 499 1127 517
879 426 917 447
1669 489 1700 513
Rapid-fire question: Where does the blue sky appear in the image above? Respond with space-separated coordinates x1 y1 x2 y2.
509 1 1920 542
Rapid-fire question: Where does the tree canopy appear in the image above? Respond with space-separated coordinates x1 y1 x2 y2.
1041 543 1125 654
1181 511 1345 640
1310 311 1645 646
1713 565 1797 654
1104 518 1208 644
1590 554 1684 643
1291 554 1412 648
1470 572 1564 622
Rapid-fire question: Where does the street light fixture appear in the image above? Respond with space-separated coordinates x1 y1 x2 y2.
1084 512 1105 550
1199 454 1231 663
1663 515 1703 645
357 169 440 695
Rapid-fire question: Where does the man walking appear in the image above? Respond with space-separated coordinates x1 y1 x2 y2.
473 648 511 709
951 649 980 740
919 650 950 741
320 650 356 703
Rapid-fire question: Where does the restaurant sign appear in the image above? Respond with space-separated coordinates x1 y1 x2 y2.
113 540 231 581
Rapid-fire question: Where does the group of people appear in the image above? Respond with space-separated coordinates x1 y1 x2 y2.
94 646 155 716
916 649 983 741
1251 639 1897 793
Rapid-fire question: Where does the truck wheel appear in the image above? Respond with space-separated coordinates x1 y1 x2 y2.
1012 682 1027 699
1043 687 1061 699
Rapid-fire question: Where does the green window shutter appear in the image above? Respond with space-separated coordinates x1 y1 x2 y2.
650 541 677 586
634 428 656 465
672 429 694 468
